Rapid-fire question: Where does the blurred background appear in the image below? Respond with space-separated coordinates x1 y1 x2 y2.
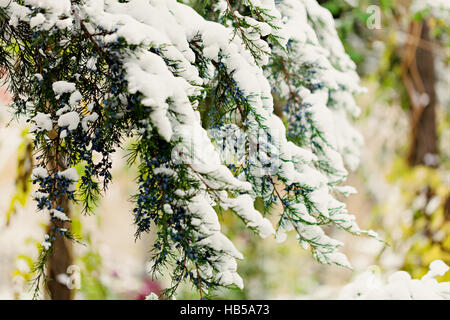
0 0 448 299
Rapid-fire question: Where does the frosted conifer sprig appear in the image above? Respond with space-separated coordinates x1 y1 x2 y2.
0 0 378 299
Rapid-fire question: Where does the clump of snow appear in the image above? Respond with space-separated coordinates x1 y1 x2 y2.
339 260 450 300
50 209 70 222
52 81 76 95
58 167 79 192
86 56 97 71
423 260 450 279
58 167 79 182
31 191 49 200
30 13 45 28
41 240 51 250
31 166 48 180
56 105 70 116
30 112 53 132
69 90 82 107
58 111 80 131
224 194 275 238
7 0 73 30
34 73 43 81
145 292 159 300
81 112 99 131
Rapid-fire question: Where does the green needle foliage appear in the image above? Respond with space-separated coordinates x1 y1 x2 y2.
0 0 379 299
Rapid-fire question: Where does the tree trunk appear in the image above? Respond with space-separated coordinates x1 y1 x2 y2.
45 195 73 300
44 129 74 300
404 21 438 167
401 20 449 270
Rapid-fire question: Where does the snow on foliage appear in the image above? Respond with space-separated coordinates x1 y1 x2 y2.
340 260 450 300
0 0 378 298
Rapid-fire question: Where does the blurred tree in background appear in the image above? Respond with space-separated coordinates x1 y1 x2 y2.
318 0 449 280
